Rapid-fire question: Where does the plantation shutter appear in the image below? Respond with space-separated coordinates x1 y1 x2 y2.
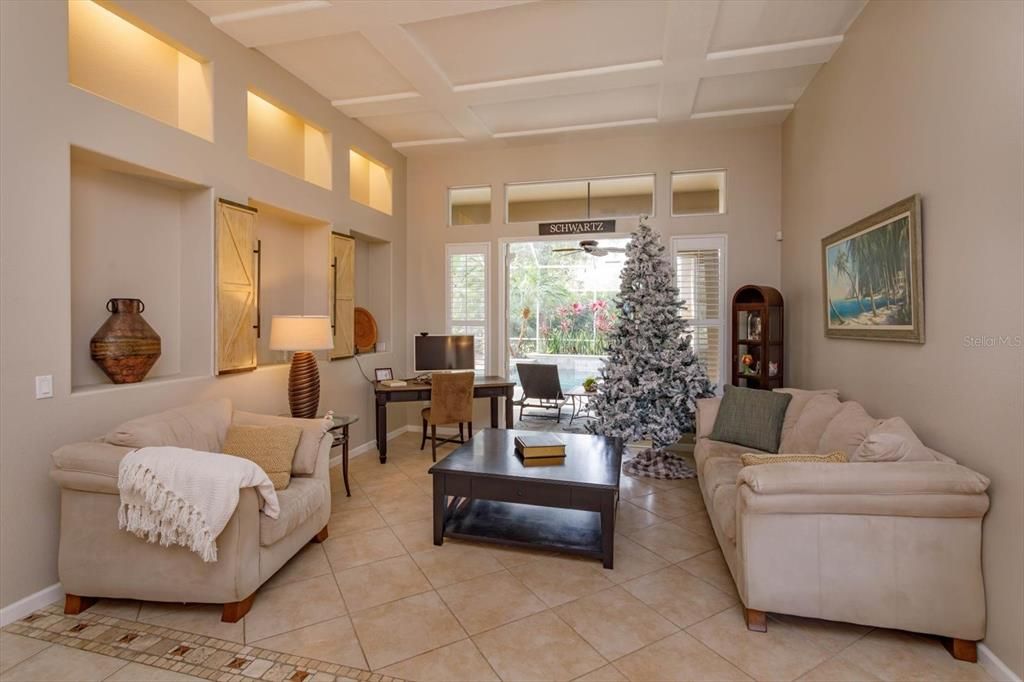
446 243 489 373
673 236 726 388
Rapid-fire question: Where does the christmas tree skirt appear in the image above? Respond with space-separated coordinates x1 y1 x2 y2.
623 448 697 480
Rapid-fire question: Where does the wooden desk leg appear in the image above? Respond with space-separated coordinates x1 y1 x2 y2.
342 425 351 497
375 393 388 462
490 396 499 428
600 493 615 569
432 475 445 546
505 386 514 428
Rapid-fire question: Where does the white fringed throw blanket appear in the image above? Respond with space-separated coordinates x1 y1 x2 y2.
118 446 280 563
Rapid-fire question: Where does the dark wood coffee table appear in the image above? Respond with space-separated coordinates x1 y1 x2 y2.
428 429 623 568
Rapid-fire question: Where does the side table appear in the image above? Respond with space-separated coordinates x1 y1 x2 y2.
565 386 597 425
327 415 358 497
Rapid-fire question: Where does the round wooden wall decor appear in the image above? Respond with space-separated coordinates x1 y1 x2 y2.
354 307 378 353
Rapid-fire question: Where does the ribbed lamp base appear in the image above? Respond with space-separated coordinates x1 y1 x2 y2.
288 351 320 419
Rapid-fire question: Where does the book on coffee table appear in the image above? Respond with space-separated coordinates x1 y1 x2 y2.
514 434 566 458
518 454 566 467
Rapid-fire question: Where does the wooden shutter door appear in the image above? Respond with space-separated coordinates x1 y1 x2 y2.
331 233 355 359
216 200 258 373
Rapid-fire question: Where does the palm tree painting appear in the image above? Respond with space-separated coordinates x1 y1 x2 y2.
822 195 924 343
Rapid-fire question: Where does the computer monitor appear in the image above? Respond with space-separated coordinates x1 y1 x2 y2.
414 335 475 373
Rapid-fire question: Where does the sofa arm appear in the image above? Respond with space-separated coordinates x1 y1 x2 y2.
51 441 133 494
695 397 721 440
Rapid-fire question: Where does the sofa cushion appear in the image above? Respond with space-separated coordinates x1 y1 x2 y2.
741 451 848 466
223 425 301 489
696 439 759 478
818 401 880 456
852 417 949 463
710 385 792 453
231 411 330 475
774 388 840 453
712 484 738 543
260 477 327 546
786 394 843 453
104 399 232 452
702 456 744 501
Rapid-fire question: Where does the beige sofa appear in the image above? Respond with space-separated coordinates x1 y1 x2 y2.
694 389 990 662
50 399 332 622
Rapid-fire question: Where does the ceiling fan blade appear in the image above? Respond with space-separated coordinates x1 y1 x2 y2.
552 248 583 253
591 249 608 257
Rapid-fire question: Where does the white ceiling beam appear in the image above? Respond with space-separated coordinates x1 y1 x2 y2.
331 92 421 107
691 104 794 120
492 118 658 139
392 137 466 149
209 1 331 26
452 60 663 93
701 35 844 78
657 0 721 121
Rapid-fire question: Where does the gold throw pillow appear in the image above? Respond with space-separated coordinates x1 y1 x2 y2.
741 451 848 466
222 424 302 489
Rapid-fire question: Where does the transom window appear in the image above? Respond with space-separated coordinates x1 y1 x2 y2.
449 186 491 226
506 174 654 223
671 170 726 216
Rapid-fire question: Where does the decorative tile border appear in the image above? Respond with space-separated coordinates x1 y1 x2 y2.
4 604 405 682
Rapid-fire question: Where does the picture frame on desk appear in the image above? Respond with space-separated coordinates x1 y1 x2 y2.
374 367 394 382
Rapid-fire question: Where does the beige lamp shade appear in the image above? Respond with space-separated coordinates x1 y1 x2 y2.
269 315 333 351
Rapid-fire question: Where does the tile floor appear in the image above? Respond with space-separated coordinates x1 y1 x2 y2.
1 432 992 682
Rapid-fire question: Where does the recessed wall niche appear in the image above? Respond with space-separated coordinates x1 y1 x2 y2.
247 200 331 366
247 92 332 189
70 147 213 392
68 0 213 140
352 230 393 353
349 149 393 215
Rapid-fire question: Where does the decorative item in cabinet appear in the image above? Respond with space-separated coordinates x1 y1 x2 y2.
330 232 355 359
216 199 260 374
90 298 161 383
732 285 783 390
354 307 378 354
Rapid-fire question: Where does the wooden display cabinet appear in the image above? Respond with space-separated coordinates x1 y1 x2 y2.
732 285 783 389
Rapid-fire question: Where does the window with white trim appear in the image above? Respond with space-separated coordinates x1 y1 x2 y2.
446 243 489 373
673 235 727 390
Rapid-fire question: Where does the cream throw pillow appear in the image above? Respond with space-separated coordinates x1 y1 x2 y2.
852 417 944 463
786 394 843 453
741 451 848 466
774 388 840 452
222 424 301 490
818 401 880 455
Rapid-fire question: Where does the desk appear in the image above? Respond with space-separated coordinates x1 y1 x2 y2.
374 376 516 462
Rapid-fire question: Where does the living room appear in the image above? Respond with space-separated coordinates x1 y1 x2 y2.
1 1 1021 681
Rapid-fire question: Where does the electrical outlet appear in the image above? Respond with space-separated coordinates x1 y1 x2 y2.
35 375 53 399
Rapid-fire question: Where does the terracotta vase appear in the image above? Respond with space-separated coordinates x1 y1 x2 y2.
90 298 161 384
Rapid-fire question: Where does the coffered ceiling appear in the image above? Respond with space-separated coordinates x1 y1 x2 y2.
189 0 867 152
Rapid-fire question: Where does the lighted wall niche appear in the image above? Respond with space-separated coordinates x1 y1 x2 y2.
247 91 332 189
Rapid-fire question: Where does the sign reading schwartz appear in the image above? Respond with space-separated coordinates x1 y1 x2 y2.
539 219 616 236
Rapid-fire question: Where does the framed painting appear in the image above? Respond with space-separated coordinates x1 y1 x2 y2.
822 195 924 343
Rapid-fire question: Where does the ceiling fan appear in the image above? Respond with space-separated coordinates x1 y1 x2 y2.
552 239 626 257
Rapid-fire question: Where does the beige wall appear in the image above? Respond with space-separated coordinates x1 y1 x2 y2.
781 0 1023 675
0 0 408 609
406 124 782 417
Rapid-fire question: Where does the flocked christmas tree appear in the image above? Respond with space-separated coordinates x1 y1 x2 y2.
588 217 716 473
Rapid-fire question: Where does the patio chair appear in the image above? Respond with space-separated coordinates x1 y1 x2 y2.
516 362 567 423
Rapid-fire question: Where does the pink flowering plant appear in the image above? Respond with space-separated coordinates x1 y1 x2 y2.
542 298 617 355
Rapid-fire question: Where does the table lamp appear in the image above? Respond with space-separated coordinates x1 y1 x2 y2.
270 315 333 418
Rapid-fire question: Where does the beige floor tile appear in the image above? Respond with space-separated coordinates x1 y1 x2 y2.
249 615 367 669
508 554 615 607
353 467 412 491
554 586 678 660
88 598 142 621
335 555 432 612
262 543 332 590
618 476 660 500
0 633 49 673
622 565 736 628
349 591 467 670
626 521 716 562
376 494 434 526
614 501 662 534
390 518 436 554
411 543 504 589
677 548 738 597
770 614 872 655
330 487 373 513
437 570 546 635
630 489 706 520
649 476 701 492
687 606 831 681
138 602 244 643
327 506 388 537
798 656 881 681
614 631 751 681
473 611 606 682
378 639 499 681
671 510 717 539
1 643 126 681
323 527 407 572
573 664 628 681
604 535 670 585
245 574 347 642
837 629 992 682
104 661 206 681
486 543 552 569
365 480 426 505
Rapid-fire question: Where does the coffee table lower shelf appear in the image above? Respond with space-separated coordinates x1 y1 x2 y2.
441 499 604 560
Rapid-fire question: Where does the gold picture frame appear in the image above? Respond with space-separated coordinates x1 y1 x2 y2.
822 195 924 343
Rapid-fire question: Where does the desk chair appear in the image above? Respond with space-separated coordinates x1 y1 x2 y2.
420 372 475 461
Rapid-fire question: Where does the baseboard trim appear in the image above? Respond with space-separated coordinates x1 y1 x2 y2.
331 425 414 467
0 583 64 627
979 643 1022 682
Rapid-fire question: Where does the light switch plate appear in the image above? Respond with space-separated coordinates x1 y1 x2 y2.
35 375 53 399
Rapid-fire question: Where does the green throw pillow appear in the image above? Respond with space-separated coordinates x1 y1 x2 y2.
710 385 793 453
